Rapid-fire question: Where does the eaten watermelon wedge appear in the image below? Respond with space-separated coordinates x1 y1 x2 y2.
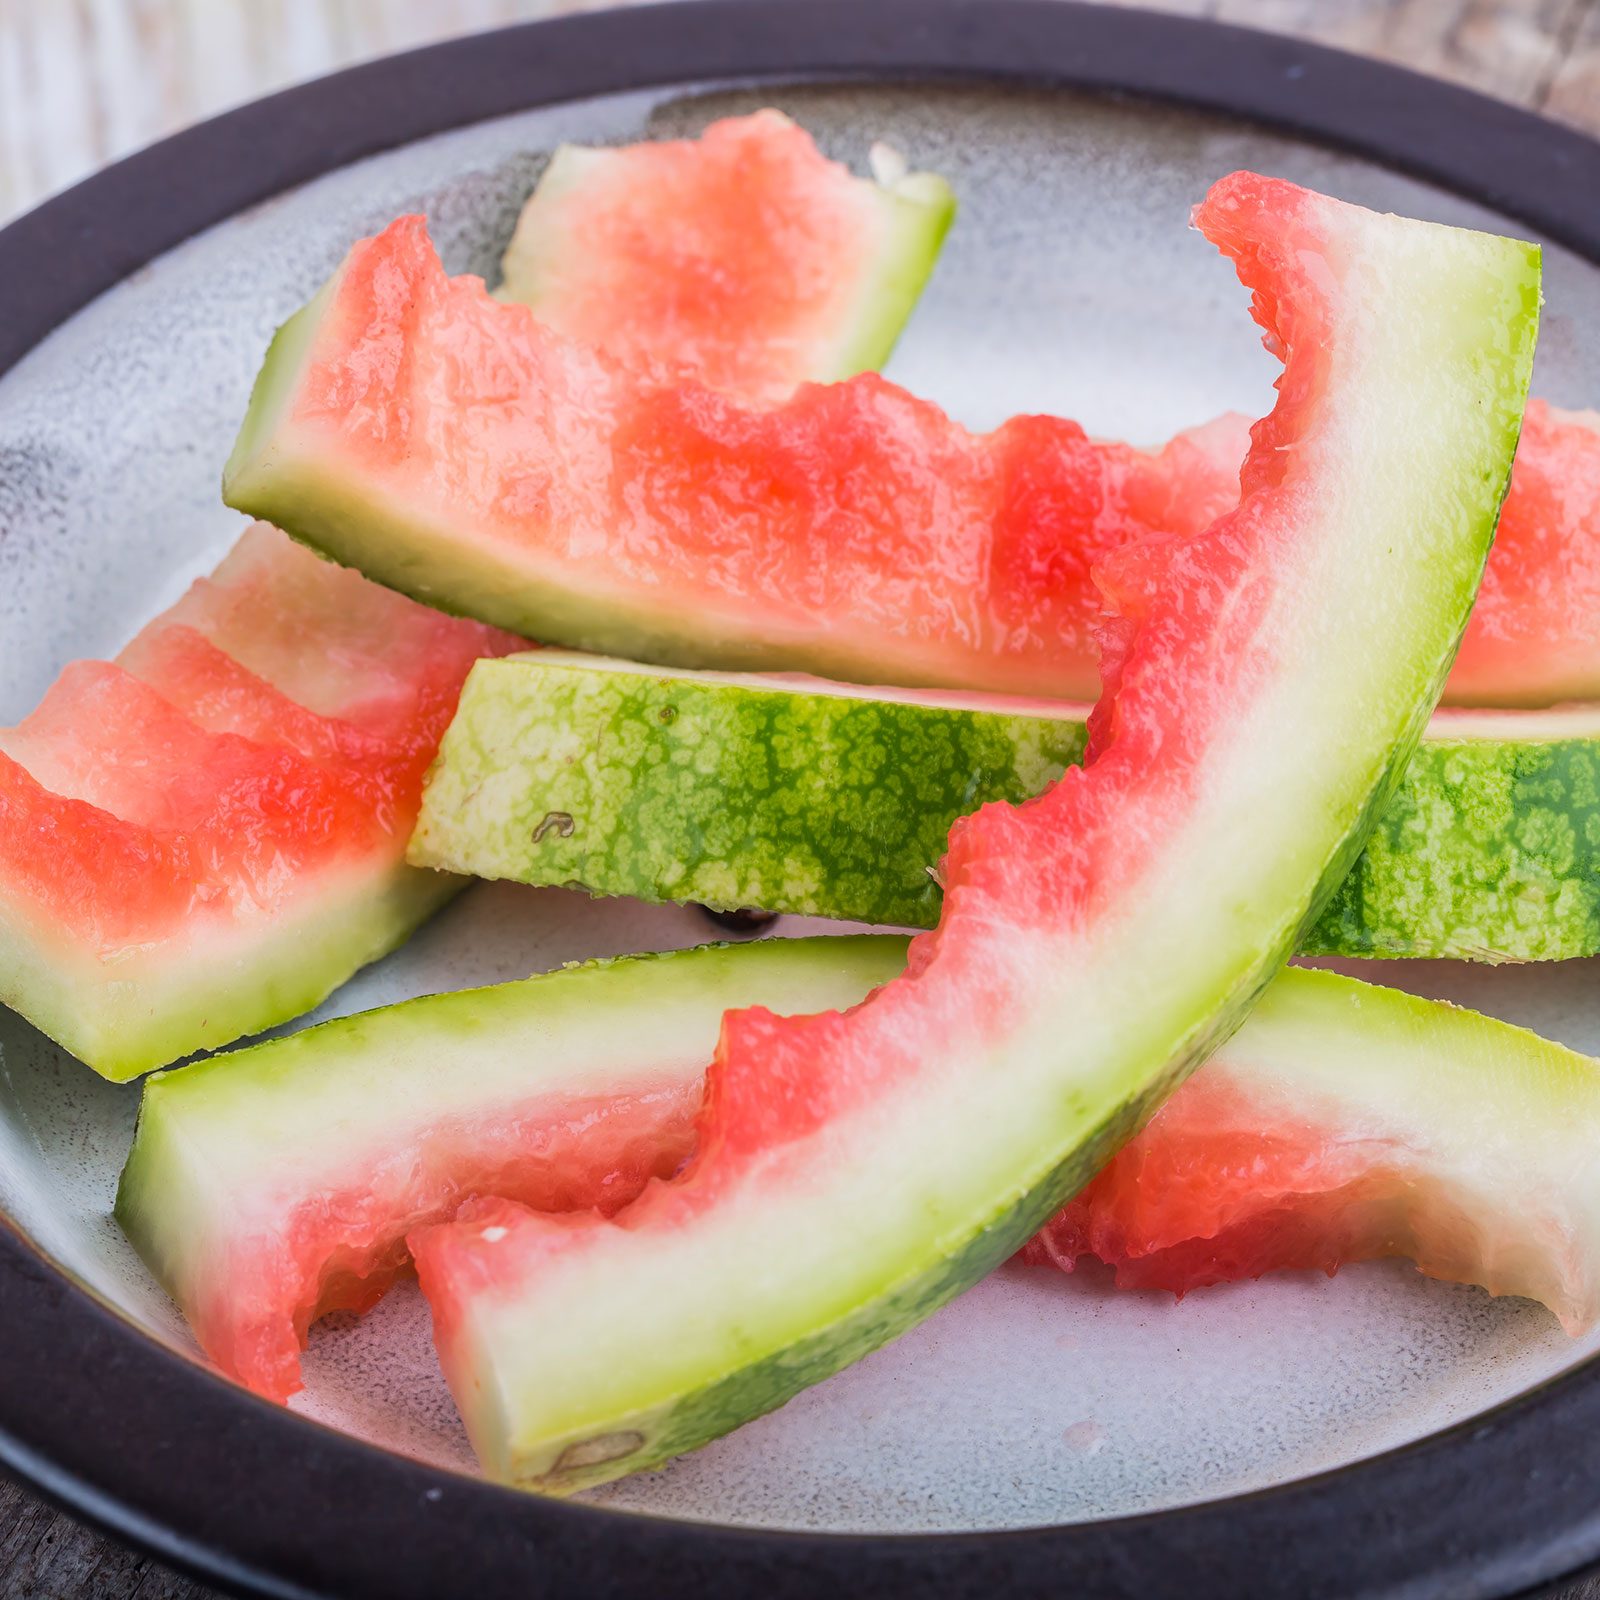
222 218 1248 697
118 929 1598 1409
115 937 906 1402
1022 965 1600 1330
400 175 1537 1493
979 399 1600 709
1446 400 1600 706
413 654 1600 961
0 524 517 1079
498 110 955 400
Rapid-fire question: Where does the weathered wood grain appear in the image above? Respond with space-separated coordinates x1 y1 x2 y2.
2 0 1597 223
1 2 1597 1597
0 1472 211 1599
0 0 626 220
1545 0 1600 119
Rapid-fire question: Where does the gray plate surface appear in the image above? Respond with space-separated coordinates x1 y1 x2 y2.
1 80 1597 1536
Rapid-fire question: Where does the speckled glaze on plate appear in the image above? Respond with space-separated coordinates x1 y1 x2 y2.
5 5 1600 1597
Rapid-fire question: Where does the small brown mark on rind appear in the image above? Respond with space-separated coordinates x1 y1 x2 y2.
532 811 576 844
554 1431 646 1472
658 703 678 724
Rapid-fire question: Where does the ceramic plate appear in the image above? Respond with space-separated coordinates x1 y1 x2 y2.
4 4 1600 1596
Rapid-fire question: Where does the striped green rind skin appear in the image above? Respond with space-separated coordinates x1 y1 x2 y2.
410 654 1085 929
1304 732 1600 961
413 654 1600 962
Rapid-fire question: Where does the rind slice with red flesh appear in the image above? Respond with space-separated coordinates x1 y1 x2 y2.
498 109 956 401
1445 400 1600 706
1013 399 1600 709
114 936 907 1402
0 524 516 1079
222 219 1240 699
118 929 1598 1411
1022 964 1600 1331
406 175 1538 1492
415 655 1600 961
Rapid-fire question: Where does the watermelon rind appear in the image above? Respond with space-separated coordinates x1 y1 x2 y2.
1304 704 1600 961
408 958 1600 1481
496 127 955 385
398 192 1541 1492
410 651 1086 929
223 222 1033 692
0 863 458 1084
117 927 1600 1421
0 515 512 1083
412 652 1600 963
1064 962 1600 1331
115 935 908 1396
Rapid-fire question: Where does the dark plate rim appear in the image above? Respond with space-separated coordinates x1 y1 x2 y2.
4 3 1600 1597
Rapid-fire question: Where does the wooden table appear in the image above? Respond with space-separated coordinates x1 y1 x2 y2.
2 1 1597 1595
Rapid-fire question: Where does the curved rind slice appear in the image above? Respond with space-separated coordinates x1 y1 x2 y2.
413 654 1600 962
1022 965 1600 1331
498 110 955 400
115 936 906 1401
908 399 1600 711
0 525 515 1079
405 175 1539 1492
119 927 1600 1411
221 218 1215 698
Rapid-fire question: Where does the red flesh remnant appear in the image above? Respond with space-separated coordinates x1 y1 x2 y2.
200 1081 701 1403
285 216 1289 700
0 525 519 949
1019 1071 1397 1296
1002 398 1600 709
515 111 880 402
1446 400 1600 705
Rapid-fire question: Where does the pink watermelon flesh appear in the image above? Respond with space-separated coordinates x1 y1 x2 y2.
116 937 909 1404
1055 400 1600 709
502 110 930 402
1017 991 1600 1334
1447 400 1600 705
228 216 1269 700
204 1084 699 1403
0 524 519 1076
1021 1072 1418 1300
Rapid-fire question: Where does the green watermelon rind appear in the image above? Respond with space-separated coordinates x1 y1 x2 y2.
223 142 954 660
222 259 1005 688
409 201 1541 1492
826 169 957 380
0 862 460 1083
411 652 1600 964
409 652 1086 929
1304 712 1600 960
115 934 912 1391
1128 963 1600 1331
496 139 956 384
